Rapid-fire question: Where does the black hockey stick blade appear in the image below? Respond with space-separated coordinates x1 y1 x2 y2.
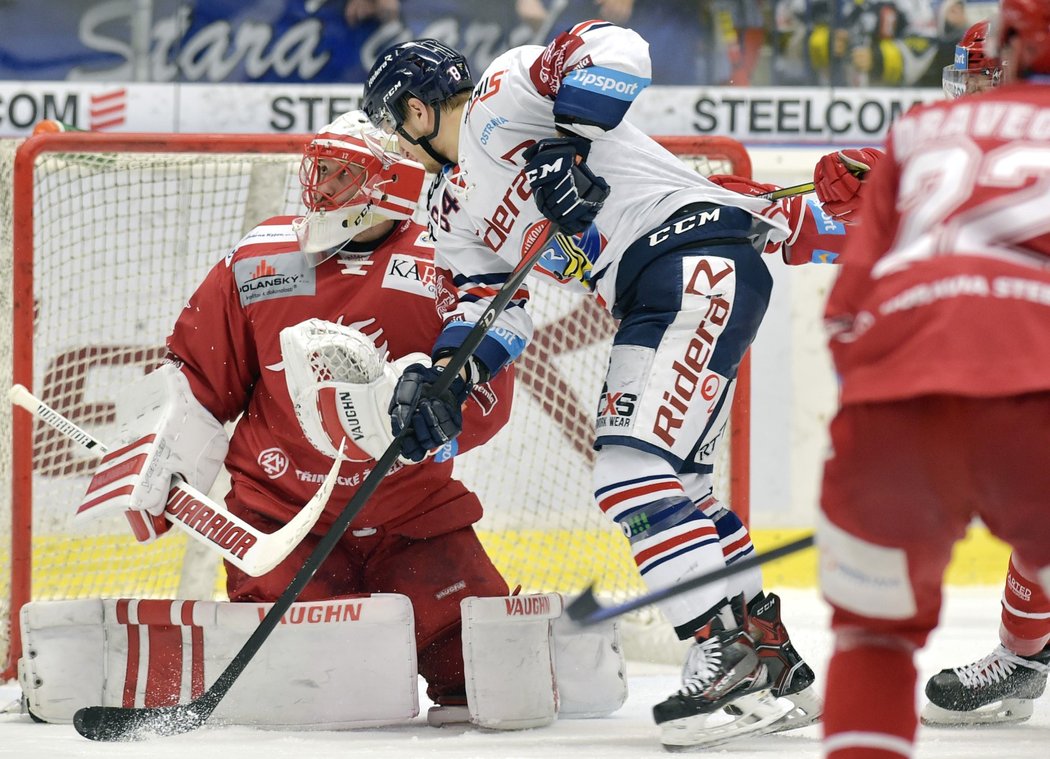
72 221 562 742
566 533 816 626
74 697 214 741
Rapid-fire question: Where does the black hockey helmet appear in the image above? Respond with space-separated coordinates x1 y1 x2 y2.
363 39 473 159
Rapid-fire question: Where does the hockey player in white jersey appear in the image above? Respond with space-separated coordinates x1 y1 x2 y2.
363 24 845 748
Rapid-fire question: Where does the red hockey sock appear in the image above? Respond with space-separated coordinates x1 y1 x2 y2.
1000 555 1050 655
823 639 916 758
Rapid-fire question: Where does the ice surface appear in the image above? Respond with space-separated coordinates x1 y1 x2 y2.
2 586 1048 758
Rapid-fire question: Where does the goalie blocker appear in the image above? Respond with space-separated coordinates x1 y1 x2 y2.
18 593 625 729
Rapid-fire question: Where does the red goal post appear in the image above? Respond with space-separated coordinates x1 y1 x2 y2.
0 132 753 680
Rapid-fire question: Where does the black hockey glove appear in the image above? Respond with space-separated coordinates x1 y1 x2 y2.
389 363 472 463
523 136 610 236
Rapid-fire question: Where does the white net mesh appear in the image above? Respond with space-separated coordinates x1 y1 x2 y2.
0 134 751 675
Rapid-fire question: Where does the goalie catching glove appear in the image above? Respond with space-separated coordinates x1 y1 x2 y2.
280 318 431 463
523 135 610 235
76 363 229 543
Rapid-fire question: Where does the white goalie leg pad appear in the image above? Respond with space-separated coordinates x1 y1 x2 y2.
461 593 562 730
19 595 417 728
551 611 628 718
17 598 105 722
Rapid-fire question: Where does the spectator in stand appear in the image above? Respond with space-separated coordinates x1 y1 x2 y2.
775 0 971 87
845 0 971 86
358 1 754 86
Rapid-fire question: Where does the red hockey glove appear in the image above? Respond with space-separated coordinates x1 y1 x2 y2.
712 174 847 266
711 174 805 248
812 148 884 225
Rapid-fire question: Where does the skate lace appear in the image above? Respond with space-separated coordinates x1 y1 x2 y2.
955 645 1050 689
679 636 723 696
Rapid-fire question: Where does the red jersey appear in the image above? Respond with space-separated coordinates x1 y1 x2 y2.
826 82 1050 404
166 217 513 534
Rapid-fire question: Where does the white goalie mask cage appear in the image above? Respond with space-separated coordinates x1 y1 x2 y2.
292 110 427 266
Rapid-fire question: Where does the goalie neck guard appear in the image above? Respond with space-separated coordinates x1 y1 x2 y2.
293 110 426 266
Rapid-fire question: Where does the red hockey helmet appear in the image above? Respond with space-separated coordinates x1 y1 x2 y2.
293 110 426 266
942 19 1002 99
999 0 1050 77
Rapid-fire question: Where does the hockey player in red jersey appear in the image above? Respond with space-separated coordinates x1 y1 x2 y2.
924 16 1050 728
78 111 514 712
817 1 1050 756
813 16 1050 732
360 26 856 749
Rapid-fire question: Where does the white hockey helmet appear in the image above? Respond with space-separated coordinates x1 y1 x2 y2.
293 110 426 266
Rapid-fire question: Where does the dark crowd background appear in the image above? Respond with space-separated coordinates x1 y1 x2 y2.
0 0 990 88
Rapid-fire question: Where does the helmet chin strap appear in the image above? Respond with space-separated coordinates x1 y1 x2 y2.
399 106 455 167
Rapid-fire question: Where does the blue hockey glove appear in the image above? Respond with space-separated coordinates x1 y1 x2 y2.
523 136 610 236
389 363 472 463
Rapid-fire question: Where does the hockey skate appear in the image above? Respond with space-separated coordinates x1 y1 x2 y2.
743 592 823 731
922 644 1050 726
653 617 791 750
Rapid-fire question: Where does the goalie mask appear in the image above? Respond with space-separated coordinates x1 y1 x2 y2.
942 20 1003 99
292 110 426 267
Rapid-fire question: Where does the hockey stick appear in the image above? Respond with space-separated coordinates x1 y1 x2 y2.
71 221 561 742
760 151 873 202
566 533 816 626
8 383 340 578
761 181 815 201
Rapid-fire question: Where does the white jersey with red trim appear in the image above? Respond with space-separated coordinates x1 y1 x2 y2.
427 21 793 374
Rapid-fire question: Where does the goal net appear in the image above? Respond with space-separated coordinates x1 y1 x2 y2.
0 131 753 679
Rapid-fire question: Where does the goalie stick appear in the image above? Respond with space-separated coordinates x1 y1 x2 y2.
566 534 816 626
7 383 340 578
70 220 563 742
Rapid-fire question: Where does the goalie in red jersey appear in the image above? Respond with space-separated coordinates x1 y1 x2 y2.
814 3 1050 757
75 111 514 717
